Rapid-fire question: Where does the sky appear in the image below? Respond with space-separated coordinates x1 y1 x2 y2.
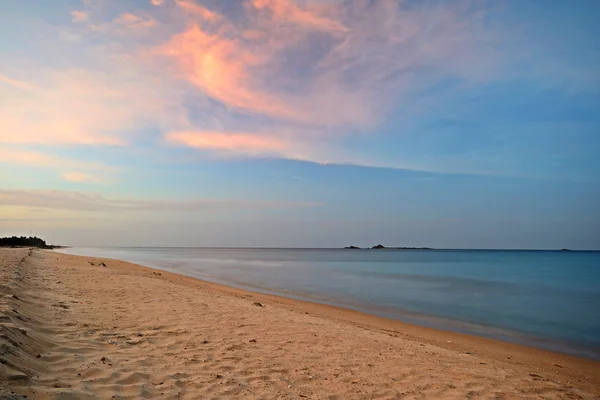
0 0 599 249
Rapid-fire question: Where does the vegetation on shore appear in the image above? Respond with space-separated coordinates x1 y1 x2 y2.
0 236 60 249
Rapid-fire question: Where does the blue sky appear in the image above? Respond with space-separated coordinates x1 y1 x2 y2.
0 0 599 249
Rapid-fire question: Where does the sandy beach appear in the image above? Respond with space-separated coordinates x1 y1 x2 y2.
1 248 599 399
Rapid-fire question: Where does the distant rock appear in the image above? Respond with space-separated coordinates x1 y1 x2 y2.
560 248 571 252
343 246 361 249
371 244 386 249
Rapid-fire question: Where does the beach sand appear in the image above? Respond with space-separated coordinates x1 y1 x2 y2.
1 248 599 399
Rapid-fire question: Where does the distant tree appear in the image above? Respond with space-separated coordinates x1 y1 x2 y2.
0 236 52 248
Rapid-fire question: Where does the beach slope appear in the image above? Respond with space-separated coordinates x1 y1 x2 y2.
1 248 599 399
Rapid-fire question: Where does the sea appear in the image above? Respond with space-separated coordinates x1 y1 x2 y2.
56 247 600 359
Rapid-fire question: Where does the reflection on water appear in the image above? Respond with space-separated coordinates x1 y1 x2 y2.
58 247 600 359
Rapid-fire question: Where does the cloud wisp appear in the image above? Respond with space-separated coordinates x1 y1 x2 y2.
0 189 321 212
166 131 288 156
71 10 89 23
0 147 117 184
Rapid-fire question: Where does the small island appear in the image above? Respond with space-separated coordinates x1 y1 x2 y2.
372 244 433 250
343 244 433 250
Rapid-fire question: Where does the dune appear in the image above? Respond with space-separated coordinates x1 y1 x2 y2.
1 248 599 399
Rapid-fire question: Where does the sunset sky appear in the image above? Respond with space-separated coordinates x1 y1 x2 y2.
1 0 599 249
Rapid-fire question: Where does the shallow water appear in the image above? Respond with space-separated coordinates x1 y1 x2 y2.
57 247 600 359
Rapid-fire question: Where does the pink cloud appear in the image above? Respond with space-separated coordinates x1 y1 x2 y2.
160 22 370 126
115 13 156 29
241 29 266 41
0 147 116 183
0 189 321 212
163 128 428 171
0 66 186 146
2 0 499 170
150 0 165 5
71 10 89 23
156 0 491 133
176 0 220 22
166 131 288 156
62 172 104 184
160 24 305 121
251 0 347 32
151 0 497 162
0 72 36 91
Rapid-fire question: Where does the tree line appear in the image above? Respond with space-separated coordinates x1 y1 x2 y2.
0 236 53 248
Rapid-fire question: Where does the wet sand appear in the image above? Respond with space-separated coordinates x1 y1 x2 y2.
1 247 599 399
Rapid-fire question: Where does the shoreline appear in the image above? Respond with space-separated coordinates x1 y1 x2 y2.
2 248 599 399
52 251 600 377
56 247 600 361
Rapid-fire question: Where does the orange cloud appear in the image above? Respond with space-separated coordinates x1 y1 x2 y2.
176 0 220 22
166 131 288 156
150 0 164 5
252 0 347 32
71 10 89 23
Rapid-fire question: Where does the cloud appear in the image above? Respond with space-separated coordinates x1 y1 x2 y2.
0 66 186 146
6 0 497 154
251 0 347 32
163 129 430 171
166 131 288 156
71 10 89 23
61 171 105 184
0 148 114 171
114 13 157 29
152 0 502 164
0 147 116 183
1 0 539 171
0 72 36 91
159 23 370 126
0 189 321 212
158 0 496 132
150 0 165 5
175 0 220 21
159 25 302 122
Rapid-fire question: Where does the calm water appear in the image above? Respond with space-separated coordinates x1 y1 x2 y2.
57 247 600 359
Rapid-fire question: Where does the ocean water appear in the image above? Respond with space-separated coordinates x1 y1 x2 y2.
57 247 600 359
